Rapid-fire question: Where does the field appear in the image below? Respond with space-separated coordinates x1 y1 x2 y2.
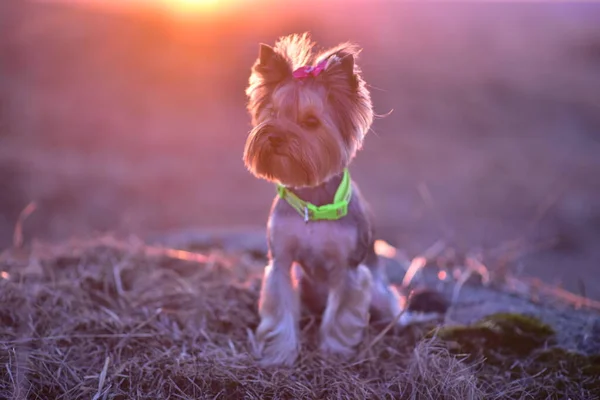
1 1 600 398
1 235 599 399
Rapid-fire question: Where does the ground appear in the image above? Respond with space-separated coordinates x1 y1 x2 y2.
1 232 598 399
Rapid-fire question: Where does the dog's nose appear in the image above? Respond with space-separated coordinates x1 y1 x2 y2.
268 135 285 148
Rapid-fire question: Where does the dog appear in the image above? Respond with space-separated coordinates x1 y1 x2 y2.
243 33 410 367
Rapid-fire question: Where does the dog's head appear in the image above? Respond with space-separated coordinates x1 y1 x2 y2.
243 33 373 188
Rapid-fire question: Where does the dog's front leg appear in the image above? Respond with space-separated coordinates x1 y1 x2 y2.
320 264 373 358
255 258 299 366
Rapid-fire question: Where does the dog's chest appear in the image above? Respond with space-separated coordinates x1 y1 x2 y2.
269 213 358 277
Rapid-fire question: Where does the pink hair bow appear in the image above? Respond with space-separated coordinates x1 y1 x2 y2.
292 59 328 80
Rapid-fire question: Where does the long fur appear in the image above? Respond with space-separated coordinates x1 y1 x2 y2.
244 33 373 188
244 33 403 367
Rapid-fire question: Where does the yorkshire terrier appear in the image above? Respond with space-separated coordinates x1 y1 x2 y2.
243 33 410 366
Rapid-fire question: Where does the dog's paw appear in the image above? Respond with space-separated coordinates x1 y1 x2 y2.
256 338 299 367
319 312 366 359
318 336 357 360
258 349 298 367
255 317 299 367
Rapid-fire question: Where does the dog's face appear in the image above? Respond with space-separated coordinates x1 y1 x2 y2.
243 33 373 188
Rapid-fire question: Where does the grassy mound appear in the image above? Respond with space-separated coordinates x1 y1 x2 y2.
0 237 598 399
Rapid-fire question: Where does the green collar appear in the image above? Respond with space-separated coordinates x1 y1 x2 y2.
276 168 352 222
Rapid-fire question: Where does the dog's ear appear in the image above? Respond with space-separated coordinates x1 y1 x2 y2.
259 44 276 66
322 49 360 91
253 43 290 83
338 53 355 79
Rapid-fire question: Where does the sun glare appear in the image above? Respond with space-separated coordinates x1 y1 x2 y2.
163 0 220 14
50 0 227 16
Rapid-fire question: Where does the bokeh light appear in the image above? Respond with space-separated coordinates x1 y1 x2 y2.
3 0 600 300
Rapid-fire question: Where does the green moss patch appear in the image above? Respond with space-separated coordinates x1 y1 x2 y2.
430 312 600 398
431 312 555 363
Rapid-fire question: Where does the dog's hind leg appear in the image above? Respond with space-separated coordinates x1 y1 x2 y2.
363 243 406 324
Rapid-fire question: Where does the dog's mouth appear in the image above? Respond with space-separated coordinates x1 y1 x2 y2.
244 132 314 186
246 124 294 160
243 122 342 187
256 150 313 186
266 147 287 157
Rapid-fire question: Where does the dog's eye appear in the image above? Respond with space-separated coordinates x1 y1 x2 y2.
301 116 321 130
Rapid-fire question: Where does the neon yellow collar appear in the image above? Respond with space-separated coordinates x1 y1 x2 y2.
276 168 352 222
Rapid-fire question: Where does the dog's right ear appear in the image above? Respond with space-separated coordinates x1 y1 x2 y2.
253 43 290 83
259 44 276 65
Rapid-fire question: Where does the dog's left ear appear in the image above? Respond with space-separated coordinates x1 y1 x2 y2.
324 51 360 91
338 54 355 78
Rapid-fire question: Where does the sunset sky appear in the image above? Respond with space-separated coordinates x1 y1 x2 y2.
10 0 600 301
34 0 252 16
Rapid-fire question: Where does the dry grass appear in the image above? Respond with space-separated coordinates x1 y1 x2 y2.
403 339 484 400
0 237 597 399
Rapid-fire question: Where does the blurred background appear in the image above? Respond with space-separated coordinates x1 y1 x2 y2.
1 0 599 298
